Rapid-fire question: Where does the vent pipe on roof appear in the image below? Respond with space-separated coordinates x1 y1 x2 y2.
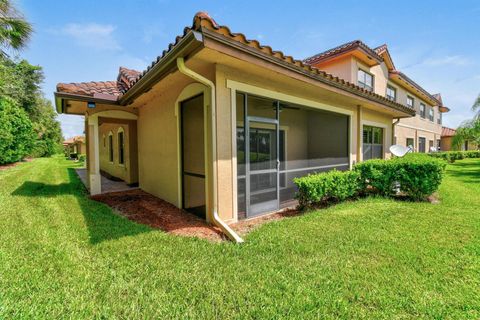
176 57 244 243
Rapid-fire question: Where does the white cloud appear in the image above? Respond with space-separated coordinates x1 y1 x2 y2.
60 23 121 51
421 55 471 67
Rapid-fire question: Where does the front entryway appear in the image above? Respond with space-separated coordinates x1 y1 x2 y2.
180 94 206 219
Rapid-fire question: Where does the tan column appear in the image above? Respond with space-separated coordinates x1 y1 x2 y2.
357 105 363 163
87 115 101 195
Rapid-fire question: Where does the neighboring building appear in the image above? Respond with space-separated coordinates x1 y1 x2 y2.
441 126 478 151
304 41 450 154
54 12 417 239
63 135 86 158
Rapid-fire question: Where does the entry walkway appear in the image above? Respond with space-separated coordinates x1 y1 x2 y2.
75 168 138 194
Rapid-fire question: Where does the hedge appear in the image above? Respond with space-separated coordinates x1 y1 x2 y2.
294 154 447 209
354 154 446 201
293 170 361 209
429 150 480 163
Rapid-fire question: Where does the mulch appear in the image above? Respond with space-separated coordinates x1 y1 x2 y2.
90 189 301 242
0 158 33 171
91 189 227 242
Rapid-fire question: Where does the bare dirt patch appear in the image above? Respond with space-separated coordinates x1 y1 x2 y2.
231 208 301 236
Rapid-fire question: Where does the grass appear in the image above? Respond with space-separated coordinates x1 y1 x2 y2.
0 156 479 319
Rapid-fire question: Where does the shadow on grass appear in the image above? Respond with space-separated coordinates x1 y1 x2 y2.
11 167 152 244
446 160 480 184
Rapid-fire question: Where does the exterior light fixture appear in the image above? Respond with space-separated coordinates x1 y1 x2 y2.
87 102 96 108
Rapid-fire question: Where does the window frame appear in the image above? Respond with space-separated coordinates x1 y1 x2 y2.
362 125 384 160
406 138 414 150
406 95 414 109
386 85 397 101
437 111 442 125
419 103 426 118
428 106 434 122
418 137 426 153
357 69 374 92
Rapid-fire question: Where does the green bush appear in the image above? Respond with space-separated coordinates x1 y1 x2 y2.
0 97 35 164
354 154 446 201
78 154 86 162
429 150 480 163
294 170 361 209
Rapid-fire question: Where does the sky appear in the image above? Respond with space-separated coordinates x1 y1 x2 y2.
16 0 480 138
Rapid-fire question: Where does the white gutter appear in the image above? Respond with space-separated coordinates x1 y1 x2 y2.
177 57 244 243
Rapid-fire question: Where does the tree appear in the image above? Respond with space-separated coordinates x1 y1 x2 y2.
473 94 480 117
30 97 63 157
452 118 480 150
0 97 35 164
0 0 32 57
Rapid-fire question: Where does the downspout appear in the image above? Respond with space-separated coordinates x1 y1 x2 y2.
177 57 244 243
392 118 400 147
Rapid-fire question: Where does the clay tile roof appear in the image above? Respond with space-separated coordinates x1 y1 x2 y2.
56 81 123 98
117 67 141 93
441 126 456 137
432 93 443 104
374 44 388 54
303 40 384 65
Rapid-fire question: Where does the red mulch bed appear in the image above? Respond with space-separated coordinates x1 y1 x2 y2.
91 189 303 242
91 189 227 242
0 158 33 171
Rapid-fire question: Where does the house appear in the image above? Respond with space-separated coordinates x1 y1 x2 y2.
304 41 450 154
441 126 478 151
54 12 416 241
63 135 86 158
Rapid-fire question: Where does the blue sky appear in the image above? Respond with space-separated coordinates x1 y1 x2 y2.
18 0 480 138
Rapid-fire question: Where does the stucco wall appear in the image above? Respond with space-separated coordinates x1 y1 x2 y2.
98 123 135 183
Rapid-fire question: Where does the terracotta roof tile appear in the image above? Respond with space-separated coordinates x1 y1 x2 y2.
303 40 384 65
56 81 123 98
56 12 415 116
441 126 456 137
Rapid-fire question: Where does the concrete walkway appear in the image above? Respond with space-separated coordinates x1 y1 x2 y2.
75 168 138 194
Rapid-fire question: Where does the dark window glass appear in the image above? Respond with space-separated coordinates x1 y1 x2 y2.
418 137 426 153
363 126 383 160
108 135 113 162
118 131 124 164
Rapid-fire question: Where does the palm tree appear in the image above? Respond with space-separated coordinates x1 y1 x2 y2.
0 0 32 56
452 118 480 150
473 94 480 117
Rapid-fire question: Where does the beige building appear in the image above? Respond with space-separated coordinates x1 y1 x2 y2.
63 135 86 158
55 12 421 241
304 41 450 154
441 126 478 151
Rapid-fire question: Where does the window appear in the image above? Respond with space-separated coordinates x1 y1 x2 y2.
436 139 441 151
437 112 442 125
386 85 396 101
102 135 106 148
418 137 426 153
118 130 125 165
108 133 113 162
357 69 374 92
407 96 414 109
428 106 434 122
429 140 434 152
420 103 426 118
406 138 414 150
363 125 384 160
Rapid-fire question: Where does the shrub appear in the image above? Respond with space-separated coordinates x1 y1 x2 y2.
294 170 361 209
0 97 35 164
78 154 86 162
355 154 446 201
429 150 480 163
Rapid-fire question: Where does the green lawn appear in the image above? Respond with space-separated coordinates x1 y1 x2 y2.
1 156 479 319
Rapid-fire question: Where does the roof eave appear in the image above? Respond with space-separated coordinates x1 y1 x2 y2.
54 92 119 114
202 29 414 117
119 30 205 106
